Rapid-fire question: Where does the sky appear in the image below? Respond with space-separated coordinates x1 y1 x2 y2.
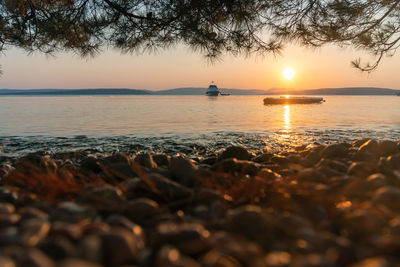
1 43 400 91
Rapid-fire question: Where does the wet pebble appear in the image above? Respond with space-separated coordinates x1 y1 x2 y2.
321 144 348 159
218 146 249 161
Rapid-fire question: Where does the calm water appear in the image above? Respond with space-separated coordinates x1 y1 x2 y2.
0 95 399 156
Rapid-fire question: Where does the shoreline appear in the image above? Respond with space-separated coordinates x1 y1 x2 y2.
0 138 400 266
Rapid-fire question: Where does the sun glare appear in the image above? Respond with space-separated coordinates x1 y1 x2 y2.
283 67 295 80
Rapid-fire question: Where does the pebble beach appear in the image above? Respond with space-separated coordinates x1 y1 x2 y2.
0 138 400 266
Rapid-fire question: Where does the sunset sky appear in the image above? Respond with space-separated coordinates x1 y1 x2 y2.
1 43 400 91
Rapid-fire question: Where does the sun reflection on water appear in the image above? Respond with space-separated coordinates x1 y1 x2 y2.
284 105 291 130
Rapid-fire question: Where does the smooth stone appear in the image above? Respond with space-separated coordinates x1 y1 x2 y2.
366 173 387 189
127 198 161 222
0 227 19 246
154 222 211 255
0 213 20 228
38 236 76 261
80 156 102 173
152 153 170 167
258 168 282 180
0 257 16 267
212 158 260 176
20 218 51 247
136 173 192 201
321 144 348 159
18 207 49 221
0 188 18 204
316 159 348 173
0 203 15 214
379 140 399 156
106 216 146 249
352 138 371 148
388 154 400 170
226 205 274 247
76 185 124 212
350 257 390 267
78 235 103 263
252 153 273 163
358 139 379 154
218 146 249 161
210 231 263 264
202 249 241 267
351 151 377 162
155 246 202 267
199 156 217 165
373 187 400 213
347 162 375 177
134 152 157 169
58 259 102 267
270 155 290 165
51 202 94 223
101 227 142 266
50 221 84 240
194 188 226 206
169 156 198 186
16 249 55 267
305 150 322 165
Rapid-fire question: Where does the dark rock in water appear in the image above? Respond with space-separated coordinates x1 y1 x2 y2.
316 159 348 173
212 158 260 176
379 140 400 156
252 153 272 163
16 249 55 267
200 156 217 165
373 187 400 213
218 146 249 161
100 153 137 182
101 227 144 266
134 152 158 169
155 246 202 267
352 138 371 148
127 198 161 222
321 144 347 159
169 156 198 186
152 153 170 167
358 139 379 154
153 222 211 255
80 156 102 173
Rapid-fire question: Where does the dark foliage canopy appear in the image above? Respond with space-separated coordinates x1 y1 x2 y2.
1 0 400 71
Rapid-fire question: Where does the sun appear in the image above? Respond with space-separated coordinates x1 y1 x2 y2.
283 67 295 80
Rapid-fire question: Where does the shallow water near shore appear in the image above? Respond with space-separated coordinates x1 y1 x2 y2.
0 95 399 156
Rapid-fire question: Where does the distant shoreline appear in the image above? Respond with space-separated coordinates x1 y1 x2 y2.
1 87 400 96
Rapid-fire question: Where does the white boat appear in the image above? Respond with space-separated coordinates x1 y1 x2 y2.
206 82 230 96
263 96 325 105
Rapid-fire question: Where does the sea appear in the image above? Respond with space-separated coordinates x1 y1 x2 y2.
0 95 399 157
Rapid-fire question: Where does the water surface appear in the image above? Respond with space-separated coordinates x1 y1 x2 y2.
0 95 399 156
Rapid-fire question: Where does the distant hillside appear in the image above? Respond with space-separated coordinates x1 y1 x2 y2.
156 87 400 95
269 87 400 95
0 88 151 95
154 87 269 95
1 87 399 96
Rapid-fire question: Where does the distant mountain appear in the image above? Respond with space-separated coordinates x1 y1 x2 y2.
0 88 152 95
155 87 400 95
154 87 270 95
1 87 399 96
269 87 400 95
